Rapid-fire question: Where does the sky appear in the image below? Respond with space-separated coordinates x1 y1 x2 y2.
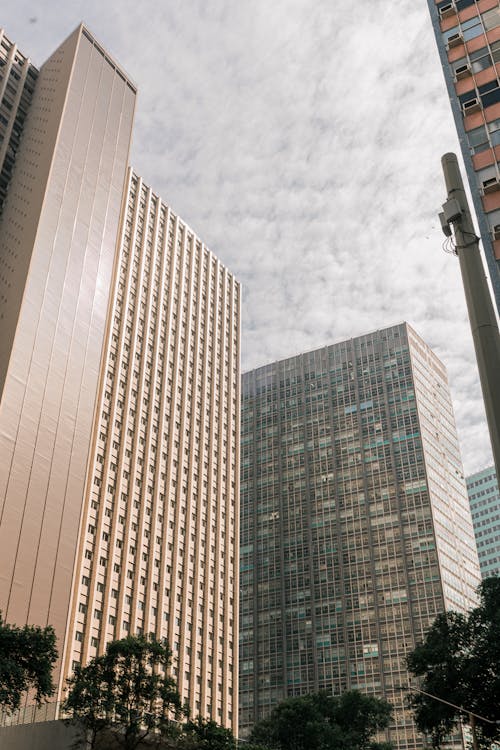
1 0 494 475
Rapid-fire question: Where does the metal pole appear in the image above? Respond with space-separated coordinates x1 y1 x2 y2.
441 153 500 485
470 712 479 750
410 686 496 725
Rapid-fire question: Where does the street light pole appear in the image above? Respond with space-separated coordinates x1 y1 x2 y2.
408 685 499 749
440 153 500 483
469 712 478 750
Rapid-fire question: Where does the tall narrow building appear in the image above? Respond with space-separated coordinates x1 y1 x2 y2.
0 23 136 667
466 465 500 578
0 24 240 732
0 29 38 217
240 323 480 749
62 171 240 727
427 0 500 315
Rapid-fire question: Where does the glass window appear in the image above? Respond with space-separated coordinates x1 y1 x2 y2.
442 24 460 44
492 40 500 64
470 46 493 73
488 118 500 134
467 125 489 153
488 119 500 146
483 8 500 31
482 88 500 108
486 208 500 230
479 80 499 95
462 17 483 42
459 89 478 105
451 55 468 74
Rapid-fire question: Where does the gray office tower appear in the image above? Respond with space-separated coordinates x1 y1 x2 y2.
239 323 480 749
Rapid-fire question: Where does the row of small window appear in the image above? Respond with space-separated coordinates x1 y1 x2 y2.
451 40 500 82
471 500 500 516
442 7 500 47
468 472 497 487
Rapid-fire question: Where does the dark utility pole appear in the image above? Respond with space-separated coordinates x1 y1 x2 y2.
440 152 500 484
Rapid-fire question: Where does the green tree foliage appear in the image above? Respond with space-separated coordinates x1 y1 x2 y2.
249 690 393 750
64 634 183 750
0 611 58 713
183 717 236 750
406 577 500 749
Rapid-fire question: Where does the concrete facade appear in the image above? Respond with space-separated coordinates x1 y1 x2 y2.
0 23 240 732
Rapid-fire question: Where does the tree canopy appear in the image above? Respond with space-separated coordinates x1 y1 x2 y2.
406 576 500 749
64 634 183 750
0 611 58 713
183 717 236 750
249 690 393 750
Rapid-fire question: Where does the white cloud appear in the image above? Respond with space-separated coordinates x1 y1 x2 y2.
1 0 494 474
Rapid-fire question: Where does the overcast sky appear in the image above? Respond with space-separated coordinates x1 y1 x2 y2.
2 0 494 475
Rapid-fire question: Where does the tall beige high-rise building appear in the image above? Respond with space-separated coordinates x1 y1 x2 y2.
0 24 240 732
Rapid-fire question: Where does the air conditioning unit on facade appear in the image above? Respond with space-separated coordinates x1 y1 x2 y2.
455 64 471 80
439 2 455 18
447 32 463 48
493 224 500 240
462 97 481 114
482 177 500 194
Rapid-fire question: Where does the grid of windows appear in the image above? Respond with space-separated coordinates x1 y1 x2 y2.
240 323 479 749
467 466 500 578
65 170 240 731
0 29 37 217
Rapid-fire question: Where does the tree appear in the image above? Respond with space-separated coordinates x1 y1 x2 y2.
406 577 500 749
0 611 58 713
249 690 393 750
64 634 183 750
183 717 236 750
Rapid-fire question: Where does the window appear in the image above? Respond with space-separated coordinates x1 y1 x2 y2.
483 8 500 31
470 46 492 74
467 124 489 153
461 16 483 42
479 79 500 108
451 55 469 76
492 40 500 65
489 118 500 147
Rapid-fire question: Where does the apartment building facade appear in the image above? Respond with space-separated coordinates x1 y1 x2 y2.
428 0 500 315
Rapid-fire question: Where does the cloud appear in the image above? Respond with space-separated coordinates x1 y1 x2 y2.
1 0 493 474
